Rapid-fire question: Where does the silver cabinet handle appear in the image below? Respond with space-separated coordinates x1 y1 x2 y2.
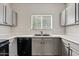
70 49 72 56
67 43 71 56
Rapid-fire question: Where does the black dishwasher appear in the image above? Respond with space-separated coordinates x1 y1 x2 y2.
17 37 32 56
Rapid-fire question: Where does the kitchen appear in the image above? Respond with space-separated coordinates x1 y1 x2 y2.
0 3 79 56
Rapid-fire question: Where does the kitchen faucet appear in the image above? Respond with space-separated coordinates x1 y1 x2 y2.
40 31 43 36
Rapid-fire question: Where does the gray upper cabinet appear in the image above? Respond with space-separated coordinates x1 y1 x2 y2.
5 4 13 26
66 3 75 25
0 4 5 24
75 3 79 24
61 3 77 26
0 3 17 26
12 11 17 26
61 9 66 26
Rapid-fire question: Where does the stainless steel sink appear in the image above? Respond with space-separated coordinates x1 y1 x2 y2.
34 34 50 36
34 34 41 36
43 34 50 36
34 31 50 36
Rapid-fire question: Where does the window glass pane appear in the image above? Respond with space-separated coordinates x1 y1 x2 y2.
42 16 51 29
31 15 52 29
32 16 41 29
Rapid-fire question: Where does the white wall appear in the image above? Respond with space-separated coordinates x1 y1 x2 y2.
65 25 79 37
11 3 65 36
0 25 11 38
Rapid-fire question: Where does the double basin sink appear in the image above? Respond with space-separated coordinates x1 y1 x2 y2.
34 34 50 36
34 31 50 36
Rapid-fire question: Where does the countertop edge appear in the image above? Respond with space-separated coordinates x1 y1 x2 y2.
0 35 79 45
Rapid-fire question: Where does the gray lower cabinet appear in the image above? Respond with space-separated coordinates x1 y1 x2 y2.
32 38 42 56
62 39 79 56
69 41 79 56
62 39 69 56
32 38 62 56
9 38 17 56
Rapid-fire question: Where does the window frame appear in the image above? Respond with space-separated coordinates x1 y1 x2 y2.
31 15 52 30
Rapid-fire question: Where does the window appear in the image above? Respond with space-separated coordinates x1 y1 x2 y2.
31 15 52 29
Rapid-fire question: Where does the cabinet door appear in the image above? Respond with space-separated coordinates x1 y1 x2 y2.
5 4 12 25
62 40 68 56
66 3 75 25
61 9 66 26
75 3 79 24
62 39 79 56
32 38 43 56
0 4 5 24
12 11 17 26
69 42 79 56
43 38 61 56
9 39 17 56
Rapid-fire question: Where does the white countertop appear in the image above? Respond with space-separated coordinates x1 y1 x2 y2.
0 34 79 45
10 35 61 38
